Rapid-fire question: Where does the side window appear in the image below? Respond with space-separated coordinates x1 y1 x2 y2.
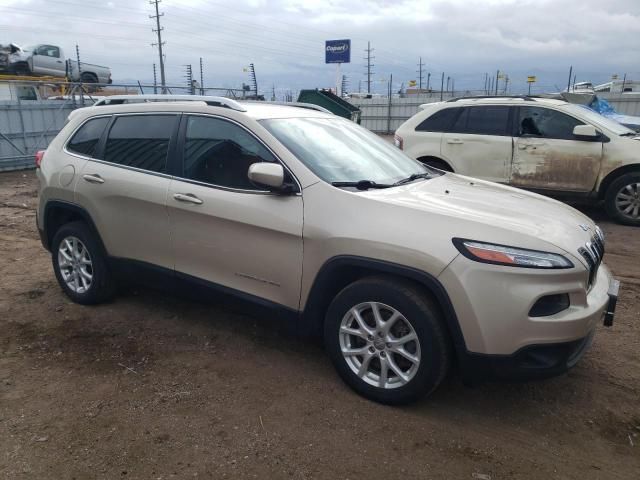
67 117 110 157
415 107 460 132
37 45 60 58
182 116 276 190
449 107 469 133
104 115 176 173
449 106 510 136
518 106 584 140
15 86 37 101
466 106 510 135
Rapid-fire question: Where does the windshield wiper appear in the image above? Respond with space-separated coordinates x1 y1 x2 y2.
331 180 393 190
393 172 432 186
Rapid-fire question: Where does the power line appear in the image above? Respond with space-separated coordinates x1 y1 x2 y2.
149 0 167 93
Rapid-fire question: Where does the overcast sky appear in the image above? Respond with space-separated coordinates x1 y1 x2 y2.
1 0 639 96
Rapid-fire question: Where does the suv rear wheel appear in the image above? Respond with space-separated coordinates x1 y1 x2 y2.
51 221 115 304
324 277 451 404
604 172 640 226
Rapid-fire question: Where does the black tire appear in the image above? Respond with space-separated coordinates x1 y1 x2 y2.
51 221 115 304
80 73 99 93
419 158 453 172
12 62 30 76
324 276 451 405
604 172 640 226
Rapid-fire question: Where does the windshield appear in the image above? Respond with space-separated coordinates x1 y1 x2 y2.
260 117 431 185
564 103 636 136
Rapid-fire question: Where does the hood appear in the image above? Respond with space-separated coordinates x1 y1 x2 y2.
363 173 597 260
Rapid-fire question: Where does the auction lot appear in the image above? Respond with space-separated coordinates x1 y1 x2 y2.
1 170 639 479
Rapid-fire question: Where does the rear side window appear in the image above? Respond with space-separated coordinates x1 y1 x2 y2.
104 115 176 173
415 107 459 132
518 106 584 140
67 117 110 158
449 106 510 136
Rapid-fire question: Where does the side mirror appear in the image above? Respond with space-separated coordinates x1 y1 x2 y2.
248 163 285 191
573 124 599 138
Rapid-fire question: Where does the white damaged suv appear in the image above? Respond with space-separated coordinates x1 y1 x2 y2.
395 96 640 226
36 95 619 404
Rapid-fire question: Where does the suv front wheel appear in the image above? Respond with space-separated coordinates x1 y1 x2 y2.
604 172 640 226
324 277 451 404
51 221 116 304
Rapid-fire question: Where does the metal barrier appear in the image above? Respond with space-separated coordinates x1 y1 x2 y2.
0 80 246 171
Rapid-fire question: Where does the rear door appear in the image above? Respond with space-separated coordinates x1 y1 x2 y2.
511 106 603 192
75 113 179 269
406 107 459 161
167 114 303 310
440 105 512 183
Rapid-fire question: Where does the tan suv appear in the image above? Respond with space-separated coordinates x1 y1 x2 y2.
36 95 619 404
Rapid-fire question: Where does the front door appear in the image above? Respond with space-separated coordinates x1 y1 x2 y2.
440 105 512 183
32 45 64 76
511 106 603 192
167 114 303 310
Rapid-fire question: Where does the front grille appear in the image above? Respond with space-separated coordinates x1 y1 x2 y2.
578 227 605 289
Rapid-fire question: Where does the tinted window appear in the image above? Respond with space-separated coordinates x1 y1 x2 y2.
518 106 583 140
104 115 175 173
67 117 110 157
450 106 510 136
415 107 460 132
183 116 276 190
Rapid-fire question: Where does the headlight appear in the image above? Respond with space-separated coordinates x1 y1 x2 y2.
453 238 574 269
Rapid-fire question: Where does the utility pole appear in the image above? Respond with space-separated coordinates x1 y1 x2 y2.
341 75 348 96
199 57 204 95
153 63 157 94
364 41 375 94
426 72 431 92
566 65 573 92
440 72 444 101
621 73 627 93
248 63 258 97
495 70 499 96
417 56 424 90
484 73 488 94
184 64 193 94
446 76 450 93
150 0 167 94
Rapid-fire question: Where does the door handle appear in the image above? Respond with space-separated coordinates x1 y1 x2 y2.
82 174 104 184
447 139 464 144
173 193 203 205
56 60 63 63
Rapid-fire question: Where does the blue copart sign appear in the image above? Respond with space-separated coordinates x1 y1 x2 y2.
325 39 351 64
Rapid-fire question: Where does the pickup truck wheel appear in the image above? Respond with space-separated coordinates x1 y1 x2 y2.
324 277 451 405
604 172 640 226
51 221 115 304
80 73 99 92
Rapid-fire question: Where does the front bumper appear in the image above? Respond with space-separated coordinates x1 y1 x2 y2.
439 254 614 356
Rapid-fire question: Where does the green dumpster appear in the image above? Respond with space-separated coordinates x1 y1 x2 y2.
297 89 361 123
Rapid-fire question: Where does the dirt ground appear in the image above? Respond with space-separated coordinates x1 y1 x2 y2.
1 170 639 480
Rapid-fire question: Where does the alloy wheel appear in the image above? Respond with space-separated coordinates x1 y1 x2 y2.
58 236 93 294
615 182 640 220
339 302 421 389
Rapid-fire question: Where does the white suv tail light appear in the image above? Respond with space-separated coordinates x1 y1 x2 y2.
35 150 46 168
394 134 403 150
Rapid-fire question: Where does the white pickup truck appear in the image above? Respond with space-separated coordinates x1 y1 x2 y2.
6 44 112 85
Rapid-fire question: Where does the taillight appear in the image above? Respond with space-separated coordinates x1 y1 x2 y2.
35 150 45 168
394 134 403 150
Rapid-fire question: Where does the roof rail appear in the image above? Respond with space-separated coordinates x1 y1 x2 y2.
446 95 539 102
242 100 332 114
93 94 247 112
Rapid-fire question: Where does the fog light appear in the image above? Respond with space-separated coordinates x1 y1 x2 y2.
529 294 570 317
